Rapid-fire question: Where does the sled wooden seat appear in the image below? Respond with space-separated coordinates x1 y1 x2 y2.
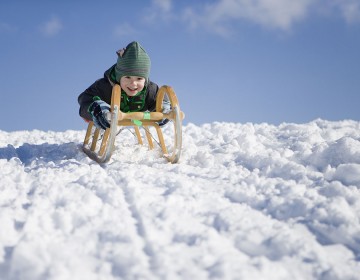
83 84 184 163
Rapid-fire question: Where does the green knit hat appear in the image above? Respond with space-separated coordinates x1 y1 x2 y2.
115 41 151 82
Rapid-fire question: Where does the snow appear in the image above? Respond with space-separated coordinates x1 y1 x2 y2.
1 119 360 280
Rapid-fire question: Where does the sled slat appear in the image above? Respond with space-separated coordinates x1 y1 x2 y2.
144 126 154 150
91 129 100 151
117 111 184 122
84 122 94 146
99 128 110 156
134 126 143 145
155 126 168 154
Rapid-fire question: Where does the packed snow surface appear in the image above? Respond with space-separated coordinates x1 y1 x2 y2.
1 119 360 280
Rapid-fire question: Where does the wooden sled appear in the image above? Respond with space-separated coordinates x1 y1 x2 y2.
82 84 185 164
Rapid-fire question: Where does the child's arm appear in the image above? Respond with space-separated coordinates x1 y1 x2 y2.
145 81 171 126
145 81 170 112
78 78 113 121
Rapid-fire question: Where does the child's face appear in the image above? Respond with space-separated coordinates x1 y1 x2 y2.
120 76 146 97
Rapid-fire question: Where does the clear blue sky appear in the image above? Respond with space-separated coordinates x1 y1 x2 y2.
1 0 359 132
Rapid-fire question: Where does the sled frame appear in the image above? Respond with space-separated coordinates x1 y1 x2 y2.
82 84 184 164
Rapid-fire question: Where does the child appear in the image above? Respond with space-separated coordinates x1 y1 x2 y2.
78 41 169 130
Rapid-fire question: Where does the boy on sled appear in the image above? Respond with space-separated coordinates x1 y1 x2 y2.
78 41 169 130
77 41 183 163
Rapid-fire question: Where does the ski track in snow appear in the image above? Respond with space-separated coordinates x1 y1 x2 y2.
1 119 360 280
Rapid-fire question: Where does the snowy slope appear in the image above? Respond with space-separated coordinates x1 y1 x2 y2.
1 119 360 280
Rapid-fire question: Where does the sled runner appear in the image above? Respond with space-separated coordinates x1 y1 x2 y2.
82 84 185 164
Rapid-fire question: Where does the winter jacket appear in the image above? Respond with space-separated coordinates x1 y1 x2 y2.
78 64 159 121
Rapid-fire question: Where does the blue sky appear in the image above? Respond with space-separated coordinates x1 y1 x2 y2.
1 0 359 132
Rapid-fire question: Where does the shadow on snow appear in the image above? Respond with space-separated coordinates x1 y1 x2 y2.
0 142 83 165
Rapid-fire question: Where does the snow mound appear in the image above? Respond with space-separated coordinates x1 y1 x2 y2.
1 119 360 280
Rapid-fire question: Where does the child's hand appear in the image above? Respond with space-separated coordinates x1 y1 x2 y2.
157 118 169 127
157 100 171 127
88 98 111 130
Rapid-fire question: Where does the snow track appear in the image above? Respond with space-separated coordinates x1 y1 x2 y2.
1 120 360 279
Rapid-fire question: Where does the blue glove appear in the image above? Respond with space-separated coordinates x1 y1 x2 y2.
88 97 111 130
157 100 171 127
157 118 170 127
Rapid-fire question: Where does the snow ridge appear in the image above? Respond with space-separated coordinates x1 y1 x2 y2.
1 119 360 280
